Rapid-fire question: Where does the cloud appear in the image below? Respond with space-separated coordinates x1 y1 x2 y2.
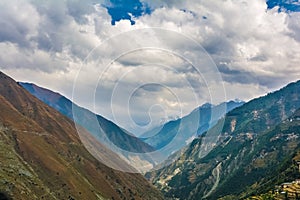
0 0 106 73
0 42 68 73
287 12 300 42
0 0 40 47
137 0 300 89
1 0 300 134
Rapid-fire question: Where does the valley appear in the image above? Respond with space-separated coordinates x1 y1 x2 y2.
0 72 163 200
1 0 300 199
1 71 300 200
8 74 300 199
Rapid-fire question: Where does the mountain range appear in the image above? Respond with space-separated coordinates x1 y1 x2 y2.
19 82 156 172
0 71 163 200
147 79 300 199
2 70 300 200
20 82 244 165
141 101 244 157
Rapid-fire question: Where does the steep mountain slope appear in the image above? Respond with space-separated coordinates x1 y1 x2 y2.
0 72 163 200
141 101 244 156
19 82 157 172
241 108 300 199
148 80 300 200
19 82 154 153
211 108 300 199
19 82 243 169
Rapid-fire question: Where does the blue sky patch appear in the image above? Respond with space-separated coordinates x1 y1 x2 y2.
267 0 300 12
103 0 152 25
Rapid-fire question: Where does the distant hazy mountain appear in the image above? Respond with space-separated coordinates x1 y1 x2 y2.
0 72 163 200
19 82 156 170
148 80 300 200
140 100 244 157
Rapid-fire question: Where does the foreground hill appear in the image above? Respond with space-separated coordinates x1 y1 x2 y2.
0 72 163 200
243 109 300 200
148 80 300 199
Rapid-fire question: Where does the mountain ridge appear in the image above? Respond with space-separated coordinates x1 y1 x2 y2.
20 82 244 168
148 79 300 200
19 82 157 172
140 100 244 157
0 71 163 200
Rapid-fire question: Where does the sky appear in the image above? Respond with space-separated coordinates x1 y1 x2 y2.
1 0 300 135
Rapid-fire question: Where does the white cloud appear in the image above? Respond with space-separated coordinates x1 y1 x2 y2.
1 0 300 134
137 0 300 87
0 0 40 47
0 42 69 72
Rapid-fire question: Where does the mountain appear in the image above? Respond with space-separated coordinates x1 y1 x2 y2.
19 82 243 169
140 100 244 157
241 108 300 199
19 82 156 171
18 83 74 119
0 72 163 200
147 80 300 200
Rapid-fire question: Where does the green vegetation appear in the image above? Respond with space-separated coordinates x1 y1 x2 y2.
149 80 300 200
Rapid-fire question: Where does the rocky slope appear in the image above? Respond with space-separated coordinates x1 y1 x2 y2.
0 72 163 200
148 80 300 200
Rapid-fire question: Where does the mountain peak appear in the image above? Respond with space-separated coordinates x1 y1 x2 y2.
201 102 213 108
